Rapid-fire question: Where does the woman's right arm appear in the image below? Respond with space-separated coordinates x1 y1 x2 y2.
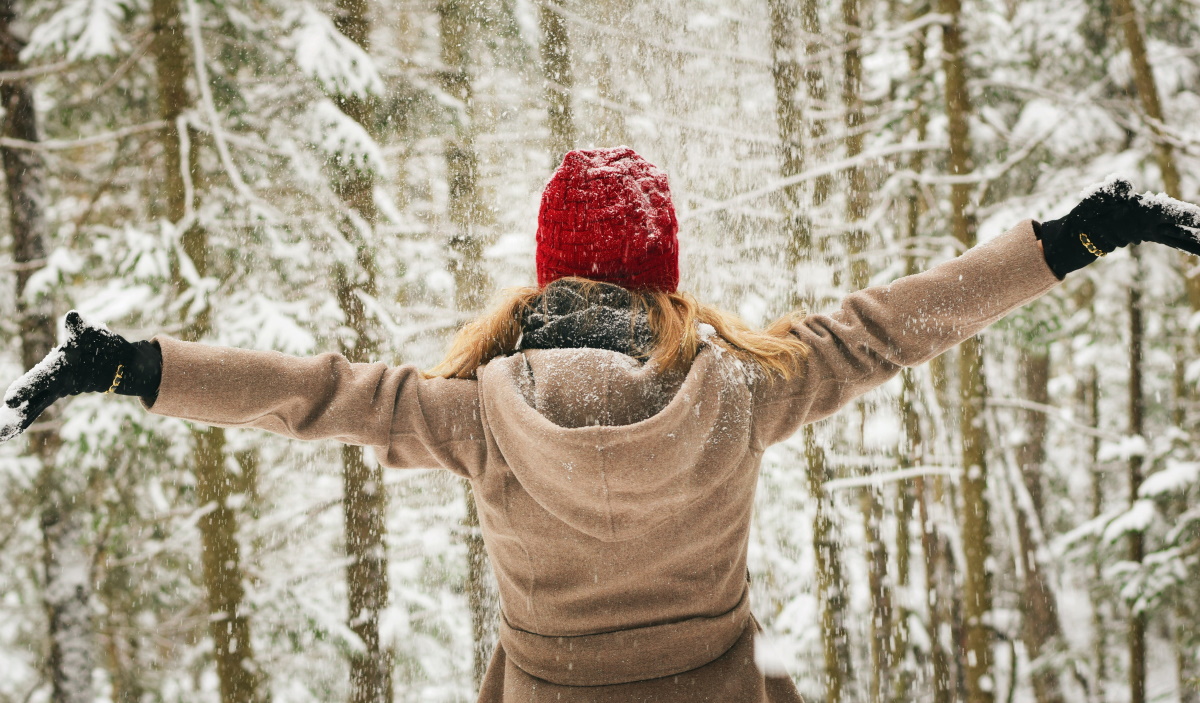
146 337 487 478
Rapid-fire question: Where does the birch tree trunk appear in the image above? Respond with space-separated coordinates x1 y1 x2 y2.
150 2 261 700
937 1 995 700
540 1 575 161
0 3 97 700
327 2 394 701
438 0 496 686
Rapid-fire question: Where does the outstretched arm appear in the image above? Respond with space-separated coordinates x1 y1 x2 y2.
752 178 1200 447
752 220 1059 447
146 337 486 477
2 316 487 478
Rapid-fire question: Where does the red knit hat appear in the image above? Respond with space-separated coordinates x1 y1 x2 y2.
536 147 679 292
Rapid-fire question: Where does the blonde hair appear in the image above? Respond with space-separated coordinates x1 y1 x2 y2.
426 277 809 381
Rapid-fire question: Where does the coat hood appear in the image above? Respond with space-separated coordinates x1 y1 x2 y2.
478 346 754 542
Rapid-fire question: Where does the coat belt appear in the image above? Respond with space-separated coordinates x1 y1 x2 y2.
498 587 752 686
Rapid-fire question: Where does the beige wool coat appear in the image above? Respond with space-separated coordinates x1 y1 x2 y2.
145 221 1060 701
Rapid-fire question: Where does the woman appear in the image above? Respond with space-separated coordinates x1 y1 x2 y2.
3 147 1199 701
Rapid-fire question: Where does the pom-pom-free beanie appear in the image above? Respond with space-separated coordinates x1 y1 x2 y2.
536 147 680 292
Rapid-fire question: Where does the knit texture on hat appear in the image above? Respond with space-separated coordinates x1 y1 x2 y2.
536 147 679 292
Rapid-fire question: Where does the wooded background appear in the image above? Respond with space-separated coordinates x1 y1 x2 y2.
0 0 1197 701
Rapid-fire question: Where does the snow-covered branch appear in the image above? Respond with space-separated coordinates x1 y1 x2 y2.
681 141 945 222
0 121 169 151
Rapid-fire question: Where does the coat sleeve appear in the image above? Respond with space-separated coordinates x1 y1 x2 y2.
143 338 487 479
752 220 1061 448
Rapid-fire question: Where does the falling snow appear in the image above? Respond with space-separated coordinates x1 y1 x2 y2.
0 0 1198 700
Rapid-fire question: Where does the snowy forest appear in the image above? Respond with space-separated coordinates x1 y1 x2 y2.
0 0 1198 701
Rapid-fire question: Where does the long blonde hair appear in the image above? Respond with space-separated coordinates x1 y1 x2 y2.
426 277 809 380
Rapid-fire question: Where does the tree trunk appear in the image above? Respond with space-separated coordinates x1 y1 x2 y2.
1173 613 1199 703
917 475 956 703
841 0 870 293
893 374 916 703
937 1 994 700
840 0 892 698
539 1 575 162
1110 0 1199 309
799 0 832 205
768 3 851 696
1087 367 1107 703
326 3 394 700
861 483 893 703
899 12 943 699
437 0 496 687
1111 0 1180 200
768 0 812 256
0 4 98 701
1126 246 1146 703
1110 11 1197 695
193 428 260 703
151 2 261 700
1015 351 1065 703
806 427 852 702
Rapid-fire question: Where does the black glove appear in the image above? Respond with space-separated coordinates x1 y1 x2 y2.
0 311 162 443
1036 177 1200 279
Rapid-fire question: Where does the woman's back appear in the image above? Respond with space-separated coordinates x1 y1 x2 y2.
474 344 761 685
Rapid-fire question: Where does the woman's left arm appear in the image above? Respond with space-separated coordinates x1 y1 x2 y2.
753 179 1200 448
752 220 1059 447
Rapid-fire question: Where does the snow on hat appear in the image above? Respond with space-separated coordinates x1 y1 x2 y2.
536 147 680 292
